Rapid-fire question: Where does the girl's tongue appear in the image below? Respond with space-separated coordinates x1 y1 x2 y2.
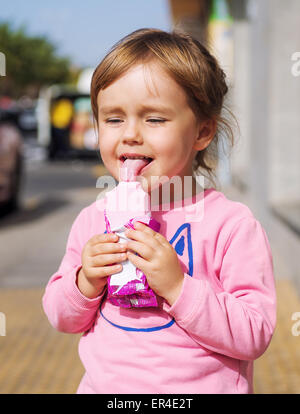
120 158 150 182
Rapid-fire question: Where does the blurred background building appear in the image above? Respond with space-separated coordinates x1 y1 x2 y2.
168 0 300 291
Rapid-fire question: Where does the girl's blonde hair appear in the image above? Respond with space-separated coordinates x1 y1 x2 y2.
91 28 237 189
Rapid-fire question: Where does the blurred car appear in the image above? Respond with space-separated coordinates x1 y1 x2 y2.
37 84 98 160
18 106 37 134
0 110 24 213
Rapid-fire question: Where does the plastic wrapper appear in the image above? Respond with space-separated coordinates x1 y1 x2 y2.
104 158 160 308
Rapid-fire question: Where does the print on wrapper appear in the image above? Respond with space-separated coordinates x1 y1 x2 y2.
99 223 193 332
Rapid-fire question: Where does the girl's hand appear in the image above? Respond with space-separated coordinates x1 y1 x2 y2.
125 221 184 306
77 233 128 299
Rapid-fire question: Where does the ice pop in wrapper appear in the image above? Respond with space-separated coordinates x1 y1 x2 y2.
104 158 160 308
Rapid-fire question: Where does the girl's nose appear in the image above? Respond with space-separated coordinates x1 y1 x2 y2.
121 120 143 144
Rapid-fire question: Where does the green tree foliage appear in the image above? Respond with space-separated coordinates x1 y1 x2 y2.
0 21 73 97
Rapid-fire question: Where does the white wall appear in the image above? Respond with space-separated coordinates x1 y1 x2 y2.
268 0 300 204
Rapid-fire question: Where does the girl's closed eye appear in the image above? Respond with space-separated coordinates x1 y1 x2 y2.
106 118 167 125
106 118 123 124
147 118 167 124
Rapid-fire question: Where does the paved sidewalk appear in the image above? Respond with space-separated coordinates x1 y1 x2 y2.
254 278 300 393
0 278 300 393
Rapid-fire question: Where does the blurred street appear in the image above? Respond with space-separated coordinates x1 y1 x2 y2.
0 140 105 392
0 139 300 393
0 139 106 288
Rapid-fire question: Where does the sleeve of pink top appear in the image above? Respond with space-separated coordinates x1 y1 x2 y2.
42 207 106 334
165 217 277 361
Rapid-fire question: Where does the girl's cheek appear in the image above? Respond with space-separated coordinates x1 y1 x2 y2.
99 131 118 151
157 139 180 159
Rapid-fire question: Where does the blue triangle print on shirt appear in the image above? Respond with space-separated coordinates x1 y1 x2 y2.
169 223 193 277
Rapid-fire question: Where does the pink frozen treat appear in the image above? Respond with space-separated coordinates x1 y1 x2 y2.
104 158 160 308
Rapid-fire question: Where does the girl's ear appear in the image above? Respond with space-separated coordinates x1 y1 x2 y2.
193 119 217 152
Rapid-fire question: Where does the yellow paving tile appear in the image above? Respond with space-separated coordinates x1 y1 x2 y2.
0 279 300 393
0 288 84 394
253 279 300 394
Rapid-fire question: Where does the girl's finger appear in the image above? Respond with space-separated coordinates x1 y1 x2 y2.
134 222 170 248
133 221 151 231
91 253 127 267
87 264 123 278
125 228 158 250
127 251 147 270
133 222 167 246
126 240 153 260
90 233 118 245
90 242 127 257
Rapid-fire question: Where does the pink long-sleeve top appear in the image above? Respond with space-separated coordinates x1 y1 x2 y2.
42 188 276 394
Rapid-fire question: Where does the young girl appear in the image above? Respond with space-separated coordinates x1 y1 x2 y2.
42 28 276 394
